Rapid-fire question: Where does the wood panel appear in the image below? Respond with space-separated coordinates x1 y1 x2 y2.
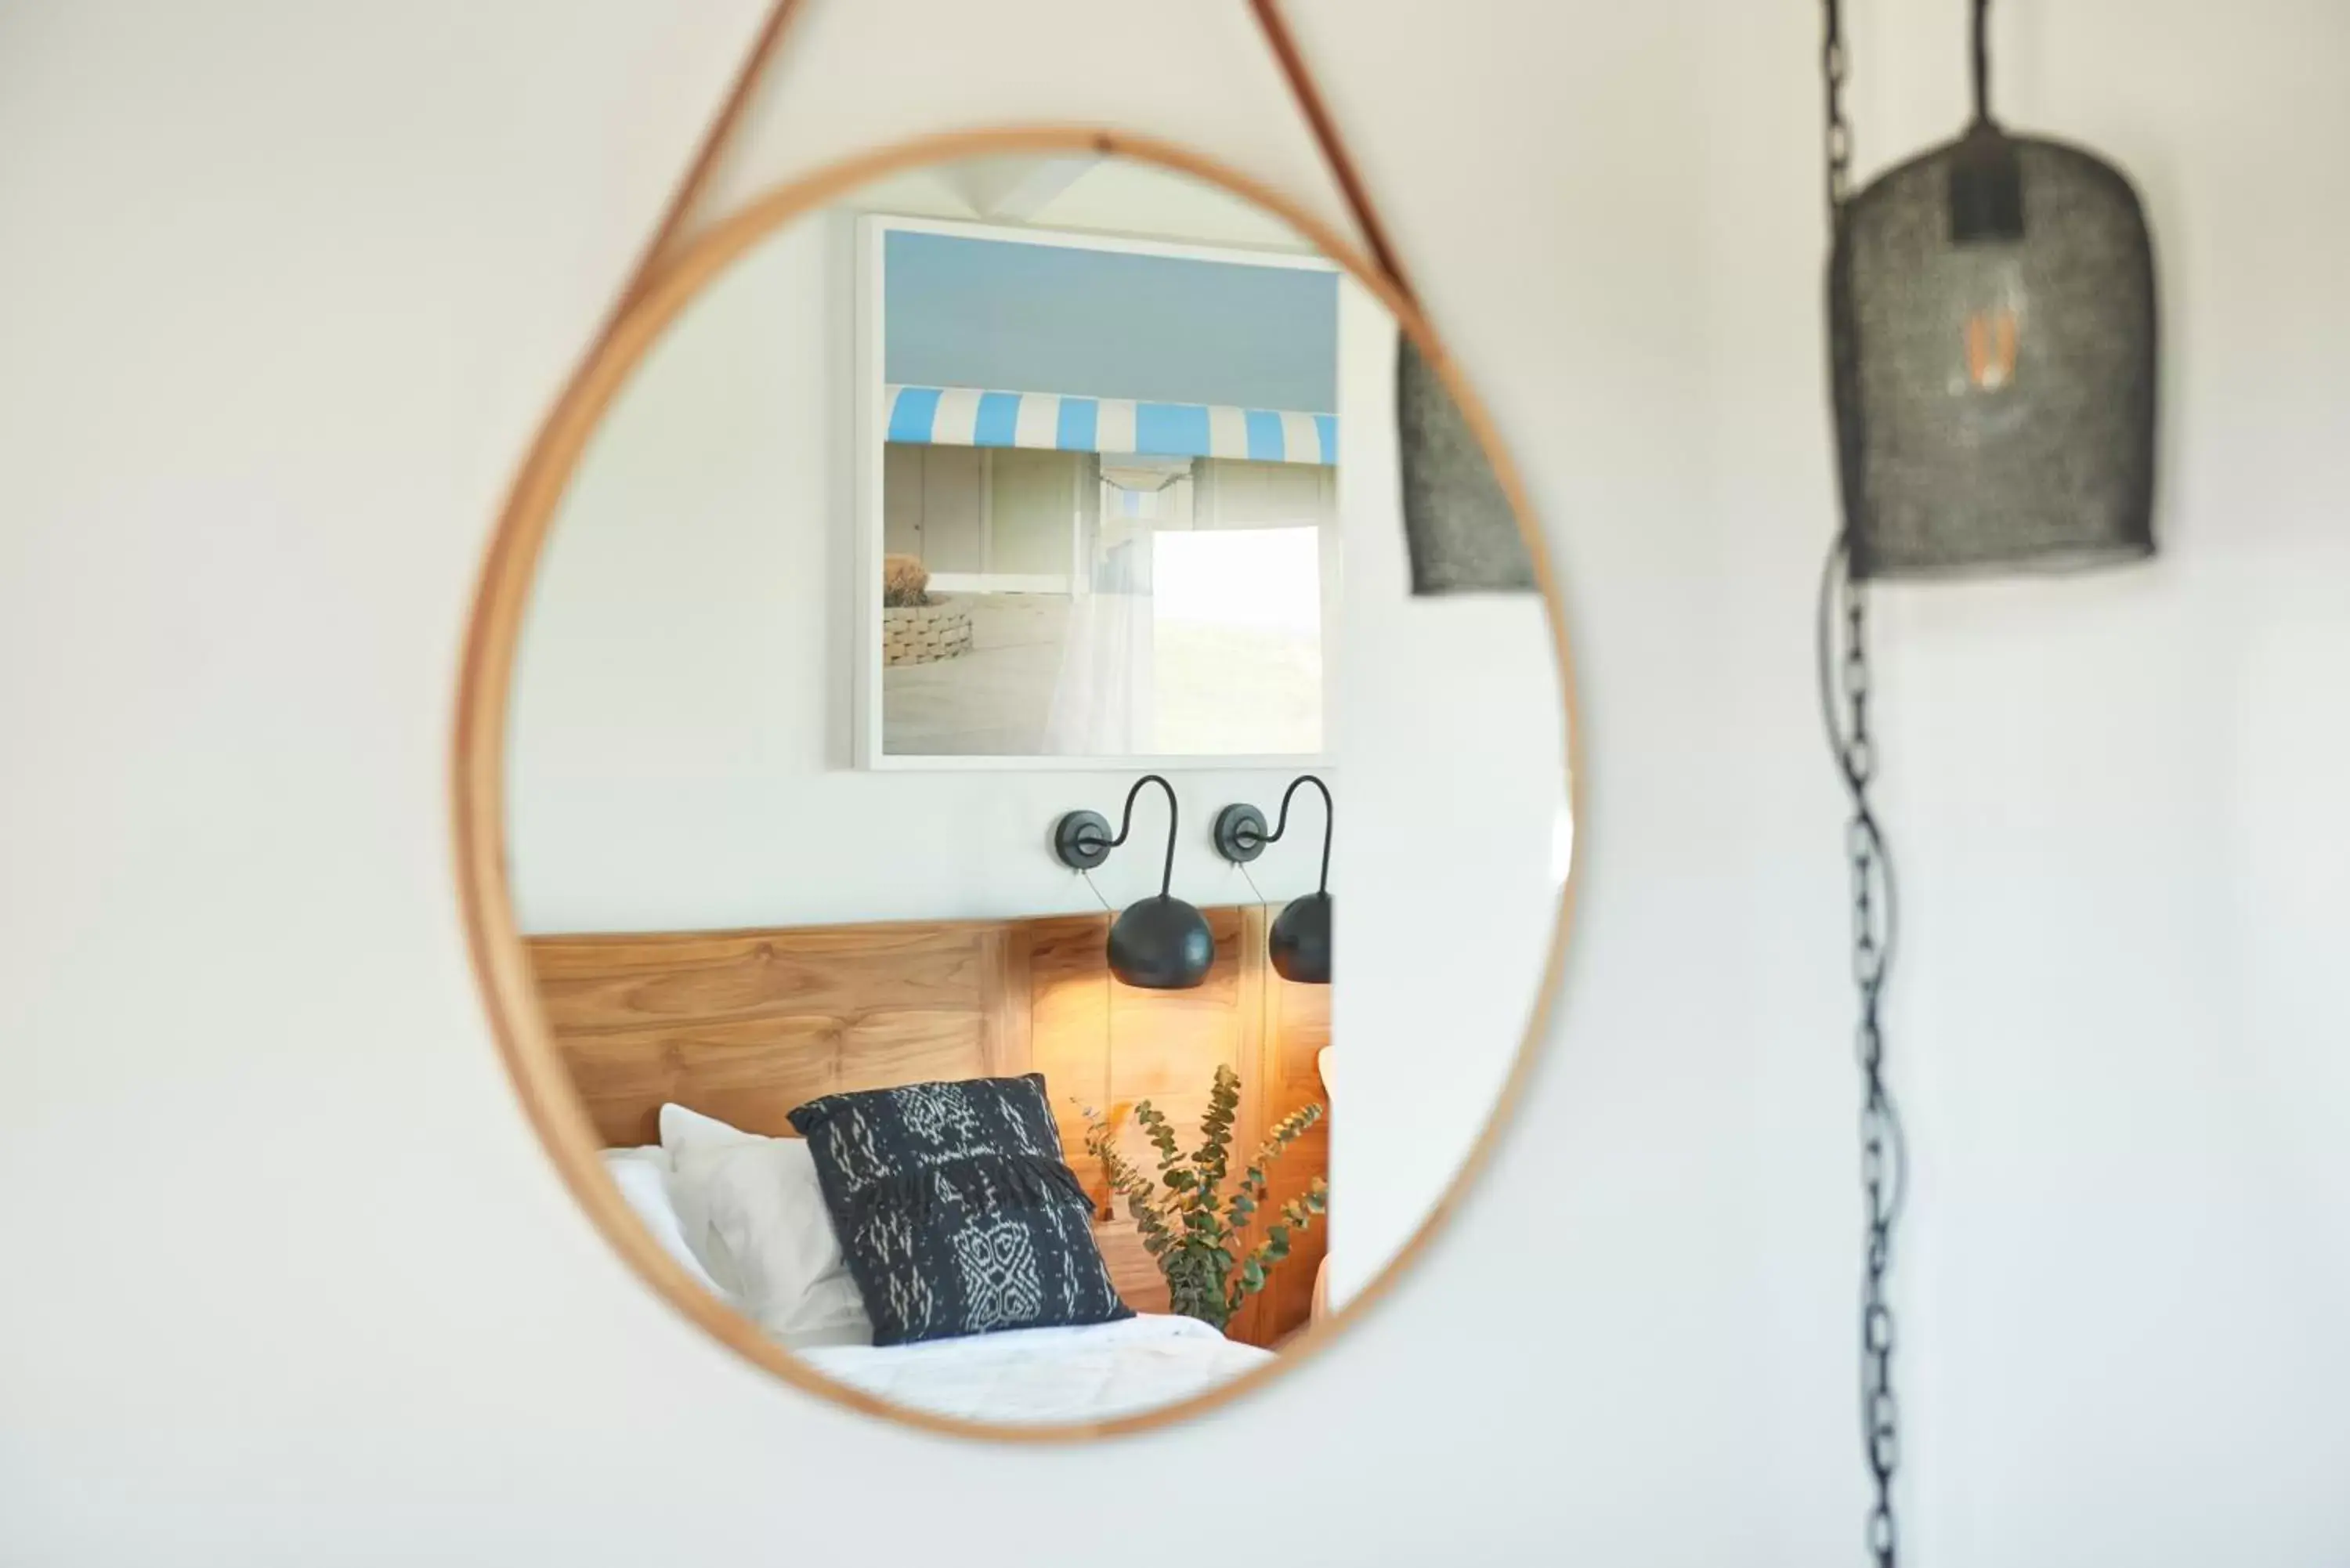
530 923 1011 1147
525 905 1329 1344
1024 912 1115 1198
1232 927 1332 1347
1104 905 1256 1213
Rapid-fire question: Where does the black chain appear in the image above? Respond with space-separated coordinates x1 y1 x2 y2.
1821 546 1906 1568
1822 5 1905 1564
1824 0 1853 210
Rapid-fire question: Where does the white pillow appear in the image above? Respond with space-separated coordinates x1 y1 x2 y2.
655 1106 758 1292
598 1146 736 1305
659 1104 872 1349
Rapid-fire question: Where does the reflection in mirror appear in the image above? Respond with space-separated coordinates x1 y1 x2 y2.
502 145 1570 1433
871 213 1340 763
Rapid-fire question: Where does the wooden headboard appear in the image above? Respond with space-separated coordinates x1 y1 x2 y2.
526 905 1329 1347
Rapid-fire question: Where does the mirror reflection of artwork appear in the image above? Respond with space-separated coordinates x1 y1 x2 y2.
866 219 1347 764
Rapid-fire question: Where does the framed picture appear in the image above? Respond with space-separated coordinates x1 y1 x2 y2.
853 212 1347 770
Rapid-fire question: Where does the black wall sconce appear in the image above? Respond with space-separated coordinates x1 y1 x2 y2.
1212 774 1332 985
1051 775 1213 990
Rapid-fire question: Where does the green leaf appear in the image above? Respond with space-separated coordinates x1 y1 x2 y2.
1125 1066 1337 1317
1194 1065 1241 1161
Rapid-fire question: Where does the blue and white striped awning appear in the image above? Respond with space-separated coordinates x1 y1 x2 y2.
884 385 1336 466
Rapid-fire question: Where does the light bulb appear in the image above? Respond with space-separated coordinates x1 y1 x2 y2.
1953 251 2027 397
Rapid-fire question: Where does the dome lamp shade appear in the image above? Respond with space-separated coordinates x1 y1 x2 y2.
1050 775 1213 991
1211 774 1332 986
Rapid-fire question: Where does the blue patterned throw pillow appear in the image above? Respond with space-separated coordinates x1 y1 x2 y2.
787 1074 1133 1346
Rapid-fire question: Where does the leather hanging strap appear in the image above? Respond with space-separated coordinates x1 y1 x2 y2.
586 0 1523 594
602 0 1412 316
1242 0 1415 305
599 0 811 339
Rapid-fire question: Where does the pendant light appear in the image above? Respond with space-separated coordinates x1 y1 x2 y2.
1051 775 1213 990
1818 5 2157 1565
1830 0 2157 580
1396 340 1534 594
1211 775 1332 985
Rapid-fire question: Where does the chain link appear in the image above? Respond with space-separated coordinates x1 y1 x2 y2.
1838 562 1904 1568
1824 0 1853 212
1823 8 1900 1555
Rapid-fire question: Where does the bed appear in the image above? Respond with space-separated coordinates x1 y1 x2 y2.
533 907 1326 1424
802 1313 1271 1425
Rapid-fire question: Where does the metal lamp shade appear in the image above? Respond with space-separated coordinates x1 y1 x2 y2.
1831 126 2157 580
1108 895 1214 990
1268 892 1331 986
1396 339 1534 595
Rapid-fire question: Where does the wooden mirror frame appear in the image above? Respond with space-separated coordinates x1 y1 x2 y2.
451 125 1582 1442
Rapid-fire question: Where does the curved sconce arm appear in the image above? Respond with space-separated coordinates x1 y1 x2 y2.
1051 773 1179 898
1054 775 1216 991
1213 773 1332 896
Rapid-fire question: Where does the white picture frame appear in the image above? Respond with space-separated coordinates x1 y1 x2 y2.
852 212 1343 772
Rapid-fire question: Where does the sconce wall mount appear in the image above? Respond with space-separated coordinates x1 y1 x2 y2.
1213 775 1332 986
1050 775 1213 991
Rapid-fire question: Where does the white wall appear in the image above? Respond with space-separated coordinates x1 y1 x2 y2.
1327 276 1564 1301
502 203 1560 958
3 3 2347 1567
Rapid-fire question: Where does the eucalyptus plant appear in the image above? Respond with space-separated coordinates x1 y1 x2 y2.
1082 1064 1327 1332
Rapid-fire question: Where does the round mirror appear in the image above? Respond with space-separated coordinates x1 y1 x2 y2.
457 131 1574 1439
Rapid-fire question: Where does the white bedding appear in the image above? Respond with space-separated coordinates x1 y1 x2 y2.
797 1313 1272 1425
